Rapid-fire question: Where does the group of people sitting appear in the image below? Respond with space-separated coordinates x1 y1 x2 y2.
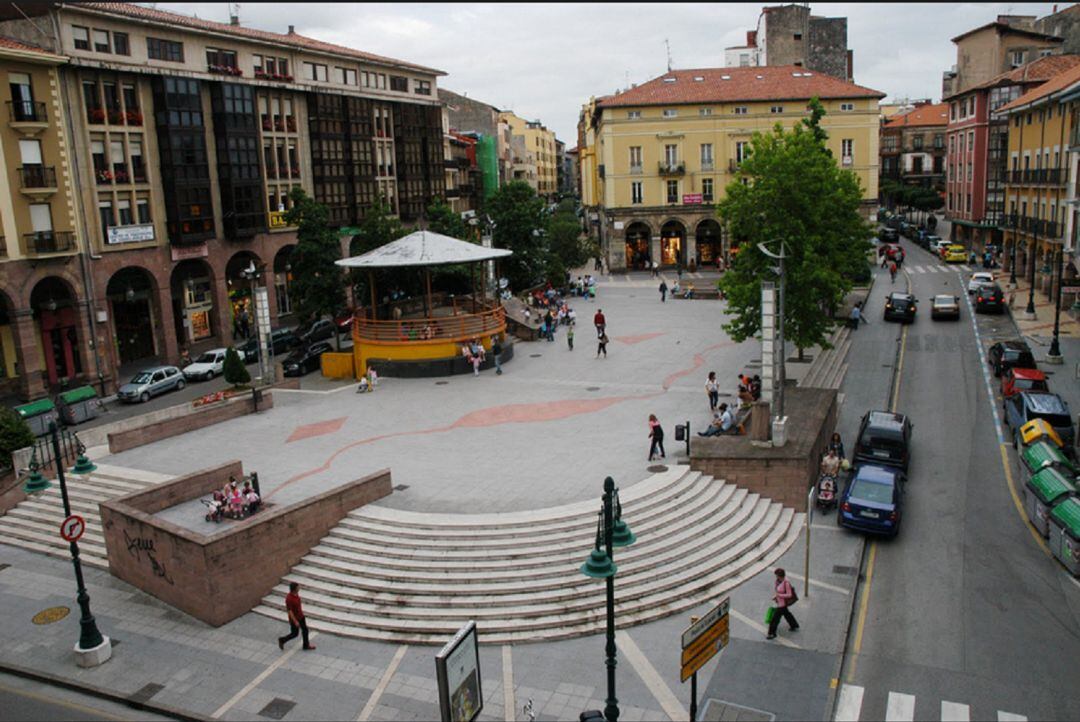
571 275 598 298
698 402 740 437
205 475 260 522
738 374 763 407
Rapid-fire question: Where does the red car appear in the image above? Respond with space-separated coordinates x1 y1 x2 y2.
1001 367 1049 401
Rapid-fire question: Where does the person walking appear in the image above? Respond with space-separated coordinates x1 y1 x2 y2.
849 302 865 331
567 323 575 351
705 371 720 411
594 309 606 338
659 279 668 303
648 414 665 460
492 336 503 375
597 331 609 358
766 568 799 639
827 431 845 460
888 259 897 283
277 582 316 651
651 260 659 278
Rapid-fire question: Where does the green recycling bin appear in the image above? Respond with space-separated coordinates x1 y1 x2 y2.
1021 440 1079 481
56 385 101 426
13 398 60 437
1024 467 1077 537
1049 497 1080 576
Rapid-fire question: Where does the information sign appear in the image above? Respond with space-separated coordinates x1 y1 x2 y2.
680 597 730 682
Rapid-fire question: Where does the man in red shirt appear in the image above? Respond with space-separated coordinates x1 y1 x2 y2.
277 581 316 651
594 309 606 339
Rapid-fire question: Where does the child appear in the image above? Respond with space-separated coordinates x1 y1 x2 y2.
366 366 378 391
567 323 575 351
356 376 369 393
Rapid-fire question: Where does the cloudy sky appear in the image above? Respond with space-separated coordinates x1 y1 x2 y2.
157 2 1061 142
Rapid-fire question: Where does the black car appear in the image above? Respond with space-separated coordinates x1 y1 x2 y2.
294 318 336 345
987 340 1037 378
884 292 917 323
237 328 299 362
853 410 913 472
282 341 334 377
974 283 1005 314
881 227 899 243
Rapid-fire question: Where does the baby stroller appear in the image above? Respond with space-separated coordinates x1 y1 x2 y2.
815 473 838 513
202 491 226 523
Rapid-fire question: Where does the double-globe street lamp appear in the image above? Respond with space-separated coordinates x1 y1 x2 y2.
1049 246 1065 363
580 476 636 722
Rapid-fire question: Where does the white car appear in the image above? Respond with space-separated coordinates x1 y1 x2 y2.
967 271 995 294
929 238 948 255
183 348 228 381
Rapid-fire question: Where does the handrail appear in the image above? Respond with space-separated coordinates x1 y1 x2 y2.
353 306 505 344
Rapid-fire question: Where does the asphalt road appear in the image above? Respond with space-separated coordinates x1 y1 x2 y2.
836 237 1080 720
0 671 176 721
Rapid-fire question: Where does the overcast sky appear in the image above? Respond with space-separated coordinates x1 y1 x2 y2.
157 2 1062 143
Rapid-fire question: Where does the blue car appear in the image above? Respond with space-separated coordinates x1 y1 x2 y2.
838 464 905 537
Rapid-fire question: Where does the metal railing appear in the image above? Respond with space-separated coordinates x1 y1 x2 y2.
24 230 75 254
18 165 57 189
7 100 46 122
658 161 685 175
1009 168 1065 185
352 303 505 344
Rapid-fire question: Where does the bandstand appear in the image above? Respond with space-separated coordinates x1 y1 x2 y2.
335 231 513 378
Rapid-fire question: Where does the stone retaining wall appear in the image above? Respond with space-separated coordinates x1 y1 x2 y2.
106 392 273 454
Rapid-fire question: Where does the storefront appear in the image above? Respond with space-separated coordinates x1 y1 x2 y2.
660 220 686 267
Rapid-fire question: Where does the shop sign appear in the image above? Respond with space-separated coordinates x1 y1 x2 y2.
107 223 155 245
268 211 289 229
171 243 208 262
683 194 703 205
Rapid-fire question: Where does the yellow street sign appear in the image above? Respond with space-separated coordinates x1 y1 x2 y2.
680 598 731 682
681 615 729 667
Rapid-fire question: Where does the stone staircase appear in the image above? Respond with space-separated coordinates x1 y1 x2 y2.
801 325 851 390
0 463 173 569
254 467 803 645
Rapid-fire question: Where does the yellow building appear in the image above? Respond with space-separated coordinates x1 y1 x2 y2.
499 111 558 199
999 61 1080 305
580 65 884 271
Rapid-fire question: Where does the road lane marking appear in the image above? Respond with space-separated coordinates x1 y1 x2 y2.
941 700 971 721
212 631 318 718
1000 444 1051 557
502 645 515 722
615 630 687 721
885 691 915 721
998 712 1028 721
728 608 799 648
358 644 408 721
834 684 864 721
786 571 850 594
847 541 877 681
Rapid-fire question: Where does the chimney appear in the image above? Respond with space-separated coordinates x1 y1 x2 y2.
230 15 239 26
288 25 295 34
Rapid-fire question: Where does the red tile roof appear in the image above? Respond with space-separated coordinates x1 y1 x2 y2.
67 2 444 75
883 103 949 129
959 53 1080 96
998 61 1080 112
596 66 884 109
0 36 62 58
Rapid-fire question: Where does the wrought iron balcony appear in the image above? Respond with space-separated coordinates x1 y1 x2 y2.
7 100 46 123
18 165 56 189
24 230 75 255
658 161 685 176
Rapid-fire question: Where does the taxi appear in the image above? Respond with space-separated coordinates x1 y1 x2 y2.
943 244 967 263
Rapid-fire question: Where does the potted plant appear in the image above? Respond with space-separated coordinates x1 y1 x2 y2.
126 110 142 125
89 108 106 123
96 168 113 183
285 116 297 132
108 108 124 124
261 117 272 131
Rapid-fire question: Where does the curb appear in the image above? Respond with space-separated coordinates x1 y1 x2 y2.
0 660 209 721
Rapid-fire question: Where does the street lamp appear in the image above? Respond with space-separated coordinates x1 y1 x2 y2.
580 476 636 722
1008 212 1019 288
22 422 110 666
1025 216 1039 318
1048 246 1064 362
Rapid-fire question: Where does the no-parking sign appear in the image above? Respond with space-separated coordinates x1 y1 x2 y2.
60 515 85 543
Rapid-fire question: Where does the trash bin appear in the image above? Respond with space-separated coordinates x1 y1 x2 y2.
1020 440 1079 481
1049 497 1080 575
1024 467 1077 537
14 398 60 437
56 385 101 426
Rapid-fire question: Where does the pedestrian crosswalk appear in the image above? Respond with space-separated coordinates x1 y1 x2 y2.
906 264 972 274
835 684 1027 722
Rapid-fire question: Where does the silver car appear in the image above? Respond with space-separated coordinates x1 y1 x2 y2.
117 365 186 403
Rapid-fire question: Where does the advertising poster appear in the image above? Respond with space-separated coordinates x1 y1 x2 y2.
436 621 482 722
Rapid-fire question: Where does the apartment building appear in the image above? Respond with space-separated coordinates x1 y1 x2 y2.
944 15 1063 97
879 103 948 191
580 65 883 272
0 2 446 400
440 87 510 203
724 4 853 82
499 111 558 200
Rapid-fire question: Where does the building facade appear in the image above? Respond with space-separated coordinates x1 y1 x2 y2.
724 4 853 82
880 103 948 193
580 65 883 272
499 111 557 200
0 2 447 400
945 16 1063 97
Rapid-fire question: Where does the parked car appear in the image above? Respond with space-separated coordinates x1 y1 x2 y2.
929 238 949 256
853 410 913 472
1001 367 1049 402
967 271 995 294
930 294 961 320
117 365 185 403
294 318 336 346
1004 392 1075 449
334 309 355 332
838 463 906 537
237 328 299 362
987 340 1037 378
183 348 229 381
881 227 899 243
944 244 967 263
923 234 941 250
282 341 334 377
974 283 1005 314
884 292 918 323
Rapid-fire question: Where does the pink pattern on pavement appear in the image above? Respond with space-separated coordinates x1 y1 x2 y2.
613 333 666 345
286 417 347 443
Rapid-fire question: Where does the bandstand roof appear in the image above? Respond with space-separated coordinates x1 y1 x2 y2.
335 231 513 269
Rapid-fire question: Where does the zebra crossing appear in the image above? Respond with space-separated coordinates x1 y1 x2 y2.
835 684 1028 722
906 264 972 274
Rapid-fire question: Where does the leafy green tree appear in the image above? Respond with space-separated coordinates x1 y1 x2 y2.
0 406 34 470
425 196 468 239
717 104 873 358
426 197 475 294
548 199 589 272
223 347 250 387
487 180 549 290
284 188 346 346
347 196 407 318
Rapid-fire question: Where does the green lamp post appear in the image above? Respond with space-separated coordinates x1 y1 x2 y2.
580 476 636 722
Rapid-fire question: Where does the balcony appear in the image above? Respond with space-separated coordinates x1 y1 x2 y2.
17 165 57 198
629 164 643 175
1013 215 1062 239
701 162 714 172
1008 168 1065 185
658 161 685 176
253 70 294 82
208 64 243 77
24 230 75 255
87 107 106 125
7 100 48 136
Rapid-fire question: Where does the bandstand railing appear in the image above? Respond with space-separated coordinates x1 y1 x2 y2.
353 303 505 344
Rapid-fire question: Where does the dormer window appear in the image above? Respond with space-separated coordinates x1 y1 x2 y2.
662 109 678 118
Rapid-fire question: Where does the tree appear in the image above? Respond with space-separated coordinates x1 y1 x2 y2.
284 188 345 344
717 102 873 359
345 195 408 315
0 406 34 471
548 199 589 271
426 197 475 294
223 347 250 387
487 180 549 290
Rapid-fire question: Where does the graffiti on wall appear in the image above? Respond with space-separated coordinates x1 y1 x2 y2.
123 529 175 585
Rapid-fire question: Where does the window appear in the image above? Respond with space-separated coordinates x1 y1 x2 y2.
117 198 132 226
702 178 713 202
662 108 678 118
1012 50 1025 67
840 102 854 111
770 105 783 114
951 103 957 120
629 146 642 171
733 106 748 115
967 194 972 212
700 107 713 116
303 62 328 82
841 138 853 164
700 143 713 169
414 80 431 95
1041 48 1054 58
390 75 408 92
72 25 90 50
967 130 974 151
130 139 145 181
735 141 749 163
19 138 42 165
113 32 129 56
206 48 238 69
667 179 679 203
627 110 641 119
664 144 678 167
137 198 150 224
1014 115 1021 128
793 33 802 40
29 203 52 233
9 72 36 121
93 29 110 53
98 200 114 239
913 135 923 150
739 53 750 67
147 37 183 62
631 181 642 204
334 66 357 85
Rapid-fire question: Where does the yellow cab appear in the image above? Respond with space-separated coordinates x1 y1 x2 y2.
944 244 967 263
1020 418 1066 449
